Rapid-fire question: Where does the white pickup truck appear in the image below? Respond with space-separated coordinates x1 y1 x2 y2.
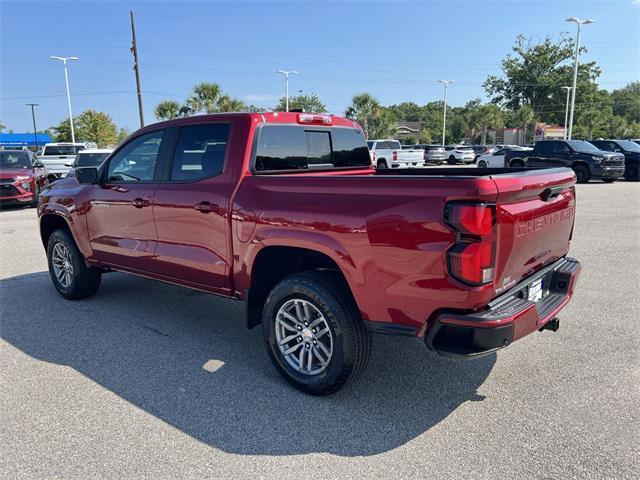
367 139 424 169
38 143 88 181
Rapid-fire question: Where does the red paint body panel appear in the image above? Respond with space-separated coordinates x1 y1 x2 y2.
38 112 580 342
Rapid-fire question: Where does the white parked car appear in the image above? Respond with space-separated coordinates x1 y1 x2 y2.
444 145 475 164
367 139 424 169
38 143 88 181
476 147 532 168
64 148 113 178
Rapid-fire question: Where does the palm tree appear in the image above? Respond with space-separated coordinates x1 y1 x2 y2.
187 82 221 114
154 100 181 120
345 93 388 138
514 105 535 144
217 95 247 112
478 104 504 145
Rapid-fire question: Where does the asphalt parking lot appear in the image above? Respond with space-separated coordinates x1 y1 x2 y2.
1 181 638 479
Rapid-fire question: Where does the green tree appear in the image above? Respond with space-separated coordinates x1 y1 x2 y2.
344 93 396 138
217 95 247 112
484 34 601 124
76 110 117 147
116 127 130 144
154 100 181 120
0 120 5 132
609 81 640 124
187 82 221 114
274 94 327 113
51 118 76 142
513 106 536 144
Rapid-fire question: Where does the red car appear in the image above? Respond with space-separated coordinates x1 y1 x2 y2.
0 150 48 207
38 113 581 395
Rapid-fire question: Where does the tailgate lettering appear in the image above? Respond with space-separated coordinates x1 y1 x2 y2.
516 207 574 238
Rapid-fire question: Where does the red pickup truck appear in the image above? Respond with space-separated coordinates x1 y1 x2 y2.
38 112 581 395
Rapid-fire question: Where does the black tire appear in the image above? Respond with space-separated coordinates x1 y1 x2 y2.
29 184 40 208
477 160 488 168
262 270 372 395
602 178 616 183
447 155 457 165
377 160 388 169
624 165 639 182
510 159 524 168
47 228 102 300
573 164 590 184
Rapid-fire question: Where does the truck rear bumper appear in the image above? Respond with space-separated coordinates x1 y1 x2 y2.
425 257 581 359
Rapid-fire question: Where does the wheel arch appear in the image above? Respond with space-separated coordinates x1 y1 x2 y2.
244 242 359 330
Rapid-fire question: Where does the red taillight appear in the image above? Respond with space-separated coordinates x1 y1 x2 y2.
445 202 496 285
393 151 398 161
297 113 332 125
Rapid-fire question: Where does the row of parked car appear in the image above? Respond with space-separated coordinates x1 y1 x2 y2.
0 143 113 207
383 138 639 182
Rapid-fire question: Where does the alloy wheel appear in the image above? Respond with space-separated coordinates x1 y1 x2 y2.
51 242 74 288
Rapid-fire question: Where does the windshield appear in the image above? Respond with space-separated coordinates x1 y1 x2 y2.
75 152 110 167
43 145 85 156
0 152 32 169
617 140 640 152
566 140 601 154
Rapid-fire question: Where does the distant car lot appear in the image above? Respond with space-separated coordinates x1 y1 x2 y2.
0 182 638 479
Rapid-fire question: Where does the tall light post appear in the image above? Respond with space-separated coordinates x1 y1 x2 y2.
50 55 79 143
565 18 594 140
438 80 454 146
277 70 298 112
25 103 40 150
561 86 572 139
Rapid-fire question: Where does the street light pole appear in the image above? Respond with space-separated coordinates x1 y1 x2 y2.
438 80 454 146
277 70 298 112
50 56 79 143
25 103 40 150
565 17 594 140
561 86 572 139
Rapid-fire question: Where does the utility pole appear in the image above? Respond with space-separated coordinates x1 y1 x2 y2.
50 56 79 143
561 86 572 139
565 17 594 140
277 70 298 111
438 80 454 146
25 103 40 150
130 10 144 128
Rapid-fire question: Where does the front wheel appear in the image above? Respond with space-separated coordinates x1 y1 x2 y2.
447 155 457 165
573 165 590 183
377 160 388 169
47 228 102 299
29 184 40 208
477 160 488 168
262 270 371 395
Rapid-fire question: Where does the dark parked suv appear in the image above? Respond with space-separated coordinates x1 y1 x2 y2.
504 140 625 183
589 139 639 182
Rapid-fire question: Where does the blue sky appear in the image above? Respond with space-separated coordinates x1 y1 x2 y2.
1 0 638 133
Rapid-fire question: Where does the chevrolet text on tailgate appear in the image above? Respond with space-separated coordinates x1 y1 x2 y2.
38 112 582 395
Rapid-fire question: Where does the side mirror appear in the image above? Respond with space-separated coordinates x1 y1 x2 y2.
64 163 74 167
76 167 99 184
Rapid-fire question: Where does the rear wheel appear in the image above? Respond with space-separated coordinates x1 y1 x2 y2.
509 159 524 168
624 165 639 182
573 165 590 183
377 160 388 169
477 160 488 168
262 270 371 395
47 228 102 299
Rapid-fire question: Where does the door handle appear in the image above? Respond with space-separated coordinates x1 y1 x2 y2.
194 201 219 214
131 198 150 208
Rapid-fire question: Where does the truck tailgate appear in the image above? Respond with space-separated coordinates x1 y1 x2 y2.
491 168 576 295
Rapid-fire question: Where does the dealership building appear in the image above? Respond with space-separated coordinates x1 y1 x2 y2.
0 133 52 150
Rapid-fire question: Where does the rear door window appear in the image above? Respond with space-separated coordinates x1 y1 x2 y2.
171 124 230 180
332 128 370 168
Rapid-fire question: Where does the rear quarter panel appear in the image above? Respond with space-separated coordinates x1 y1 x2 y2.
233 174 500 333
